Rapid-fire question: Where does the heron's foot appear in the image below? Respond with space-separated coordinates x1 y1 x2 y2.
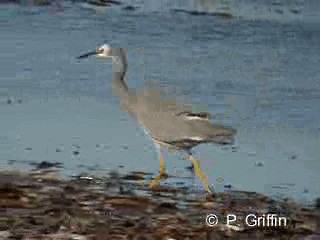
206 184 215 194
148 174 169 190
159 172 169 178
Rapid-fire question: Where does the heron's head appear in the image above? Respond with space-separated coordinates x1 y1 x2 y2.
77 44 113 59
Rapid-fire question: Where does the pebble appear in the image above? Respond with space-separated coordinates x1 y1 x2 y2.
56 147 63 153
255 161 264 167
71 234 87 240
0 231 11 239
202 201 218 209
73 150 80 156
33 161 62 169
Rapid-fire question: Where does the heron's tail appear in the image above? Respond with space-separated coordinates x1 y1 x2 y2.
209 126 236 145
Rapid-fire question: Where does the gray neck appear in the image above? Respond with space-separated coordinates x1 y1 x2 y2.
112 48 128 93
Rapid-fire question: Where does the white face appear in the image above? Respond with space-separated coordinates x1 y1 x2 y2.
96 44 112 58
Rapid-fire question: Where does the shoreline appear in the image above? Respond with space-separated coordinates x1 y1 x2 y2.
0 169 319 239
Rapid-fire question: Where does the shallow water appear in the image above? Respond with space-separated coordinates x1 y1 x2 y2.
0 0 319 204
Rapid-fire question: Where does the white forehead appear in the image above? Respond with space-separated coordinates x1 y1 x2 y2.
99 44 110 50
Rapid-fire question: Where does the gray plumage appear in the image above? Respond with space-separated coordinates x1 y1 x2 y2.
110 48 236 151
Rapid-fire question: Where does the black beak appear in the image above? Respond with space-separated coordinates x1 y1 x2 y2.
76 50 98 60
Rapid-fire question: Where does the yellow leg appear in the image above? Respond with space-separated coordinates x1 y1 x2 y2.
187 154 212 193
159 152 167 177
148 141 168 189
149 155 168 189
152 140 167 177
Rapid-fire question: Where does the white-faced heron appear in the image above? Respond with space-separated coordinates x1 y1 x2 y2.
77 44 236 192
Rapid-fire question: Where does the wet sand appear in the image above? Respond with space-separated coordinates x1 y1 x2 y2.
0 168 319 240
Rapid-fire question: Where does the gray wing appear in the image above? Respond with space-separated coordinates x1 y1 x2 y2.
121 91 235 145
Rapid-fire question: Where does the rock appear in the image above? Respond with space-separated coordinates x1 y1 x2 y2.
290 155 297 160
255 161 264 167
0 183 30 208
122 174 144 181
202 201 218 209
153 202 177 214
0 230 11 239
121 145 129 150
30 170 60 181
6 97 14 104
56 147 63 153
73 150 80 156
122 5 136 11
34 161 62 169
71 234 87 240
